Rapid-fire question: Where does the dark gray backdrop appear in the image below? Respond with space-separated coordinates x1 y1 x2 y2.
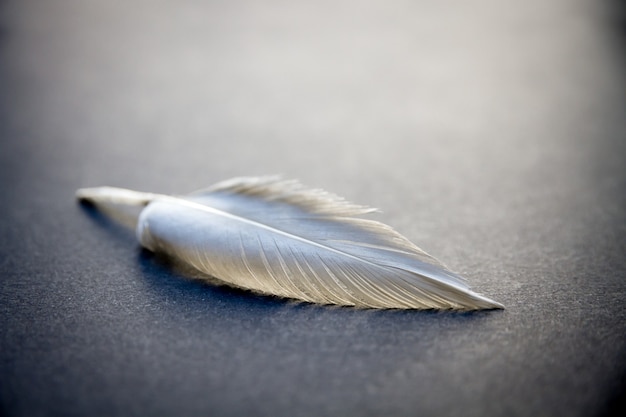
1 0 625 416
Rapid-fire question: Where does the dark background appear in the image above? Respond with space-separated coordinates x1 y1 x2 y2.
1 0 625 416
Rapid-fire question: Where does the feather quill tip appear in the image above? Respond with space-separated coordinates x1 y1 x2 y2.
76 187 159 207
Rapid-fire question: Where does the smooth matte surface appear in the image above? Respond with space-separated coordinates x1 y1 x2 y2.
1 1 625 416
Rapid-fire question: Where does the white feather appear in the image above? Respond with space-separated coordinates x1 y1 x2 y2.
77 176 503 310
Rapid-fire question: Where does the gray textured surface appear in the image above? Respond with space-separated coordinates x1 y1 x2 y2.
1 0 625 416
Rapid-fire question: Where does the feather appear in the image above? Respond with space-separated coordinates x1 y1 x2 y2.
76 176 503 310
